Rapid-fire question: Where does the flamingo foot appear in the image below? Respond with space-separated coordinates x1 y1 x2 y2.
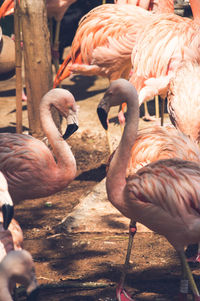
116 284 135 301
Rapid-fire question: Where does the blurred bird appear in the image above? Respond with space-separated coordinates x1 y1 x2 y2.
0 212 23 262
97 79 200 301
0 88 78 205
0 250 38 301
0 212 37 301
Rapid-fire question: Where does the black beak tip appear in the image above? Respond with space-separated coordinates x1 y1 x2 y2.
97 107 108 130
27 287 40 301
62 123 78 140
2 204 14 230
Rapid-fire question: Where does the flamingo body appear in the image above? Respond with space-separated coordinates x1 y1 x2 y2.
125 159 200 251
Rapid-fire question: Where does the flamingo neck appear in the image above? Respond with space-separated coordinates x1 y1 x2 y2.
40 101 76 184
0 277 13 301
106 89 139 214
190 0 200 22
150 0 174 14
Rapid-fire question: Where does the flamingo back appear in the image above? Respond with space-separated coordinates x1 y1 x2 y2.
127 125 200 174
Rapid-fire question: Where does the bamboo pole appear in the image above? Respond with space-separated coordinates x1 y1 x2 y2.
14 0 22 134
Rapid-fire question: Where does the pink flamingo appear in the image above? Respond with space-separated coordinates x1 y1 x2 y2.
97 79 200 301
0 208 38 301
0 250 38 301
53 0 174 87
128 0 200 138
0 88 78 205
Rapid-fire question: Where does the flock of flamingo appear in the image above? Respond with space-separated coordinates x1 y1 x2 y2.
0 0 199 300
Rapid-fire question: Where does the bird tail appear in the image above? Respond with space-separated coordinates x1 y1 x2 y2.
0 0 15 18
53 51 82 88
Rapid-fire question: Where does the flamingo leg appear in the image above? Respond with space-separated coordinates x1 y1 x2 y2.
155 95 159 119
178 250 200 300
116 221 137 301
160 97 165 126
106 128 113 154
178 253 189 301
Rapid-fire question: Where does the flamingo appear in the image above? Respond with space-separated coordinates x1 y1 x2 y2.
0 88 78 205
53 0 174 87
97 79 200 301
53 0 174 126
127 0 200 138
0 210 38 301
0 250 38 301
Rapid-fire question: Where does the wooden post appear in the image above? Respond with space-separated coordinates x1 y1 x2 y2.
14 0 22 134
20 0 60 139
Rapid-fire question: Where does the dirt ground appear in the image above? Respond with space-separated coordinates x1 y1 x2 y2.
0 74 200 301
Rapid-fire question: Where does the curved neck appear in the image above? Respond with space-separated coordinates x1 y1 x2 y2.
0 277 13 301
106 91 139 213
149 0 174 13
190 0 200 22
40 102 76 184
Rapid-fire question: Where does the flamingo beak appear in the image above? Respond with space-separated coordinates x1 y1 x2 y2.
97 106 108 130
2 203 14 230
62 109 78 139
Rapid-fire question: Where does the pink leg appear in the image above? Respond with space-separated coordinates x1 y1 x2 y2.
116 221 137 301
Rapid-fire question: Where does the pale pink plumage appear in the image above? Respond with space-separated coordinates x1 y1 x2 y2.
127 125 200 174
98 79 200 300
0 88 78 204
53 0 174 87
129 0 200 142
